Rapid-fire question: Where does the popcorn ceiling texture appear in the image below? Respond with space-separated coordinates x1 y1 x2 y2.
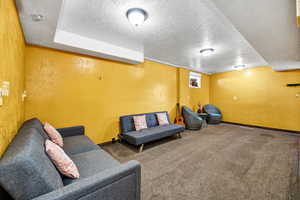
0 0 25 156
16 0 268 74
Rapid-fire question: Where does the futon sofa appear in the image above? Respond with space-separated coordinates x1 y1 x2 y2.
119 111 185 152
203 104 222 124
182 106 203 130
0 118 141 200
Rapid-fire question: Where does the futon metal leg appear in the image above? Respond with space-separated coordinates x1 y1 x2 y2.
139 144 144 153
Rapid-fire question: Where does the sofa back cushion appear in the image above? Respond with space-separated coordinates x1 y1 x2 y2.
0 127 64 200
19 118 49 140
120 111 171 133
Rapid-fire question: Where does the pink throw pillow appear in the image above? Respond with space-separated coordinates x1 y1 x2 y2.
133 115 148 131
44 122 63 147
156 113 169 126
45 139 80 179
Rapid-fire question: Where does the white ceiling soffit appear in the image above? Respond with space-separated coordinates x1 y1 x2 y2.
54 30 144 64
16 0 144 64
16 0 271 74
212 0 300 72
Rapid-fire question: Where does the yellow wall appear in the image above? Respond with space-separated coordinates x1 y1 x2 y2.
1 0 299 157
179 68 210 112
210 67 300 131
25 46 182 144
0 0 25 156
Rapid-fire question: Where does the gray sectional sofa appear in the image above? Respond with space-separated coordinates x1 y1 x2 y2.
119 111 185 152
0 118 141 200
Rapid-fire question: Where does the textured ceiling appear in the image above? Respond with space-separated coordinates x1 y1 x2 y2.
16 0 299 74
211 0 300 72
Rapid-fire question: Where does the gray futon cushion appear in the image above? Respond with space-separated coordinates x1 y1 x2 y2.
63 149 120 185
0 128 64 200
122 124 184 145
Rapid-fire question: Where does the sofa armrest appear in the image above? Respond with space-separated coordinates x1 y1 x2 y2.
33 160 141 200
57 126 85 137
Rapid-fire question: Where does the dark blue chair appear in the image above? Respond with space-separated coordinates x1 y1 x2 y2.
203 104 222 124
182 106 203 130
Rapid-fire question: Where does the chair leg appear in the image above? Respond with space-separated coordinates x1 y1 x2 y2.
139 144 144 153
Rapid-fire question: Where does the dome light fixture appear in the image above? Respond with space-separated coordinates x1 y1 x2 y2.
200 48 215 56
31 14 45 22
233 64 246 70
126 8 148 26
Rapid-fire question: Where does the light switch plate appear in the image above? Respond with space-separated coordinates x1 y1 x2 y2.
22 91 27 101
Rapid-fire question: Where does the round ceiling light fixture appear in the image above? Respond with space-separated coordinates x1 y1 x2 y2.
200 48 215 56
233 64 246 70
126 8 148 26
31 14 45 22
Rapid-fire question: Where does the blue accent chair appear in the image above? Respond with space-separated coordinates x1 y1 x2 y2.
203 104 222 124
182 106 203 130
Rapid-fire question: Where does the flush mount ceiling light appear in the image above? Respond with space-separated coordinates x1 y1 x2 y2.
200 48 215 56
126 8 148 26
31 14 45 22
233 64 246 70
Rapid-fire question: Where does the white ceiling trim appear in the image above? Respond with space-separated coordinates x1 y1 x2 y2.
144 57 211 75
54 30 144 64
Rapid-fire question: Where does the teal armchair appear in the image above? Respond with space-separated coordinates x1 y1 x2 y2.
182 106 203 130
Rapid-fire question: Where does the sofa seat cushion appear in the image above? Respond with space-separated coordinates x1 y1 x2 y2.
121 124 184 146
63 149 120 185
63 135 100 155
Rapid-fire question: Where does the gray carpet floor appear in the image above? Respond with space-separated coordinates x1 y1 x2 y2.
101 123 300 200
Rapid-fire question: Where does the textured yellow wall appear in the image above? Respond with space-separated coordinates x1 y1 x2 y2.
179 68 210 112
210 67 300 131
25 46 180 144
0 0 25 156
